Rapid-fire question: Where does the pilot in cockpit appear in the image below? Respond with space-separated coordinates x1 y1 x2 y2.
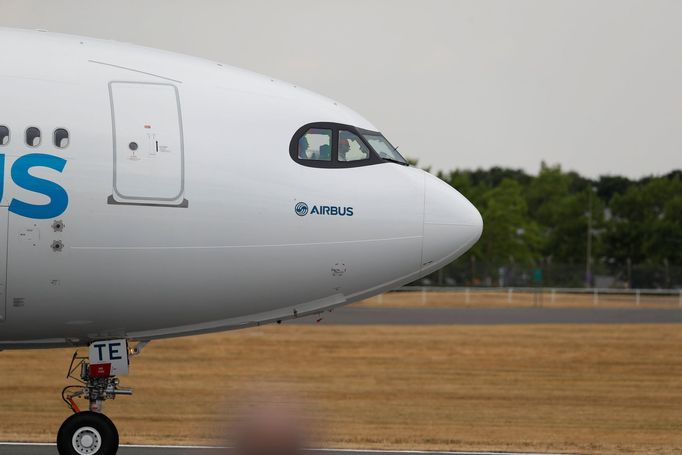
319 144 331 161
298 136 310 159
338 137 350 161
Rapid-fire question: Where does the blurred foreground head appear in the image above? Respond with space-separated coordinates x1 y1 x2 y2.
229 403 307 455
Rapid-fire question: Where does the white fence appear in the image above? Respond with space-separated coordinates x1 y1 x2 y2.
391 286 682 307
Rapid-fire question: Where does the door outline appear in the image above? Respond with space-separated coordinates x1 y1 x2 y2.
0 209 8 323
108 81 186 203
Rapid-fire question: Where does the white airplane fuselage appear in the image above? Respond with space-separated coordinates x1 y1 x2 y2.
0 28 482 349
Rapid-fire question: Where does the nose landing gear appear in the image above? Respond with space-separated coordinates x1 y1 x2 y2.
58 340 147 455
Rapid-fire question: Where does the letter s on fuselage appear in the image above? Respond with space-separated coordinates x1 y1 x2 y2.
4 153 69 219
0 28 482 349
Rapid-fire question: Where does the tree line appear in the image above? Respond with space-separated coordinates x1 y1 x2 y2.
424 163 682 288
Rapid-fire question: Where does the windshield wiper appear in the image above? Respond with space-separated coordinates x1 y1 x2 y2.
381 156 409 166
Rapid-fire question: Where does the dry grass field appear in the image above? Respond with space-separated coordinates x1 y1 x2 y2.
1 324 682 454
354 289 682 309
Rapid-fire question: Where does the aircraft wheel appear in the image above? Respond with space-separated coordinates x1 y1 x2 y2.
57 411 119 455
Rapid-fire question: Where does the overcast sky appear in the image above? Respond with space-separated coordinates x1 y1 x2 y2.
2 0 681 178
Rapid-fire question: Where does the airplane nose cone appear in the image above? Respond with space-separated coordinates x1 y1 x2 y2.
421 173 483 271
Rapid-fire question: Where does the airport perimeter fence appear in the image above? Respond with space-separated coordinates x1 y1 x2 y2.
417 259 682 290
390 286 682 308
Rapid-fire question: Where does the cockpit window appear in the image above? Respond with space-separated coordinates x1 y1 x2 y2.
298 128 332 161
338 130 370 162
290 122 408 168
362 132 407 165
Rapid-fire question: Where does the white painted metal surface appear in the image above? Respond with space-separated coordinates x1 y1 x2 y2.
0 28 482 349
89 339 129 376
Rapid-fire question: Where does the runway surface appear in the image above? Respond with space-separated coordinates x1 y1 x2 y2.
291 306 682 325
0 444 567 455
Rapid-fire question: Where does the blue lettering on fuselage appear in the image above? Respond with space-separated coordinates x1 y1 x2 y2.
0 153 69 219
308 205 353 216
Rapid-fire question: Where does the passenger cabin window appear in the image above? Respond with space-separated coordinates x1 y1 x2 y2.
54 128 69 148
0 126 9 146
298 128 332 161
338 130 370 162
26 127 41 147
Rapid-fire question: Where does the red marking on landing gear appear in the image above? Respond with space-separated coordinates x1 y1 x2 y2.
88 363 112 378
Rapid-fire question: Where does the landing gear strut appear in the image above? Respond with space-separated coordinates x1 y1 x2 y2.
58 339 148 455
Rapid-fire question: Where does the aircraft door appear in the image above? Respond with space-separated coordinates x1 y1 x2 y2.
108 82 186 206
0 208 7 323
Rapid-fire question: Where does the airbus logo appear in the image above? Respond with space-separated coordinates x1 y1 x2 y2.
295 202 353 217
295 202 308 216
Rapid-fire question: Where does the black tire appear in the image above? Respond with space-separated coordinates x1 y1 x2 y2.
57 411 119 455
